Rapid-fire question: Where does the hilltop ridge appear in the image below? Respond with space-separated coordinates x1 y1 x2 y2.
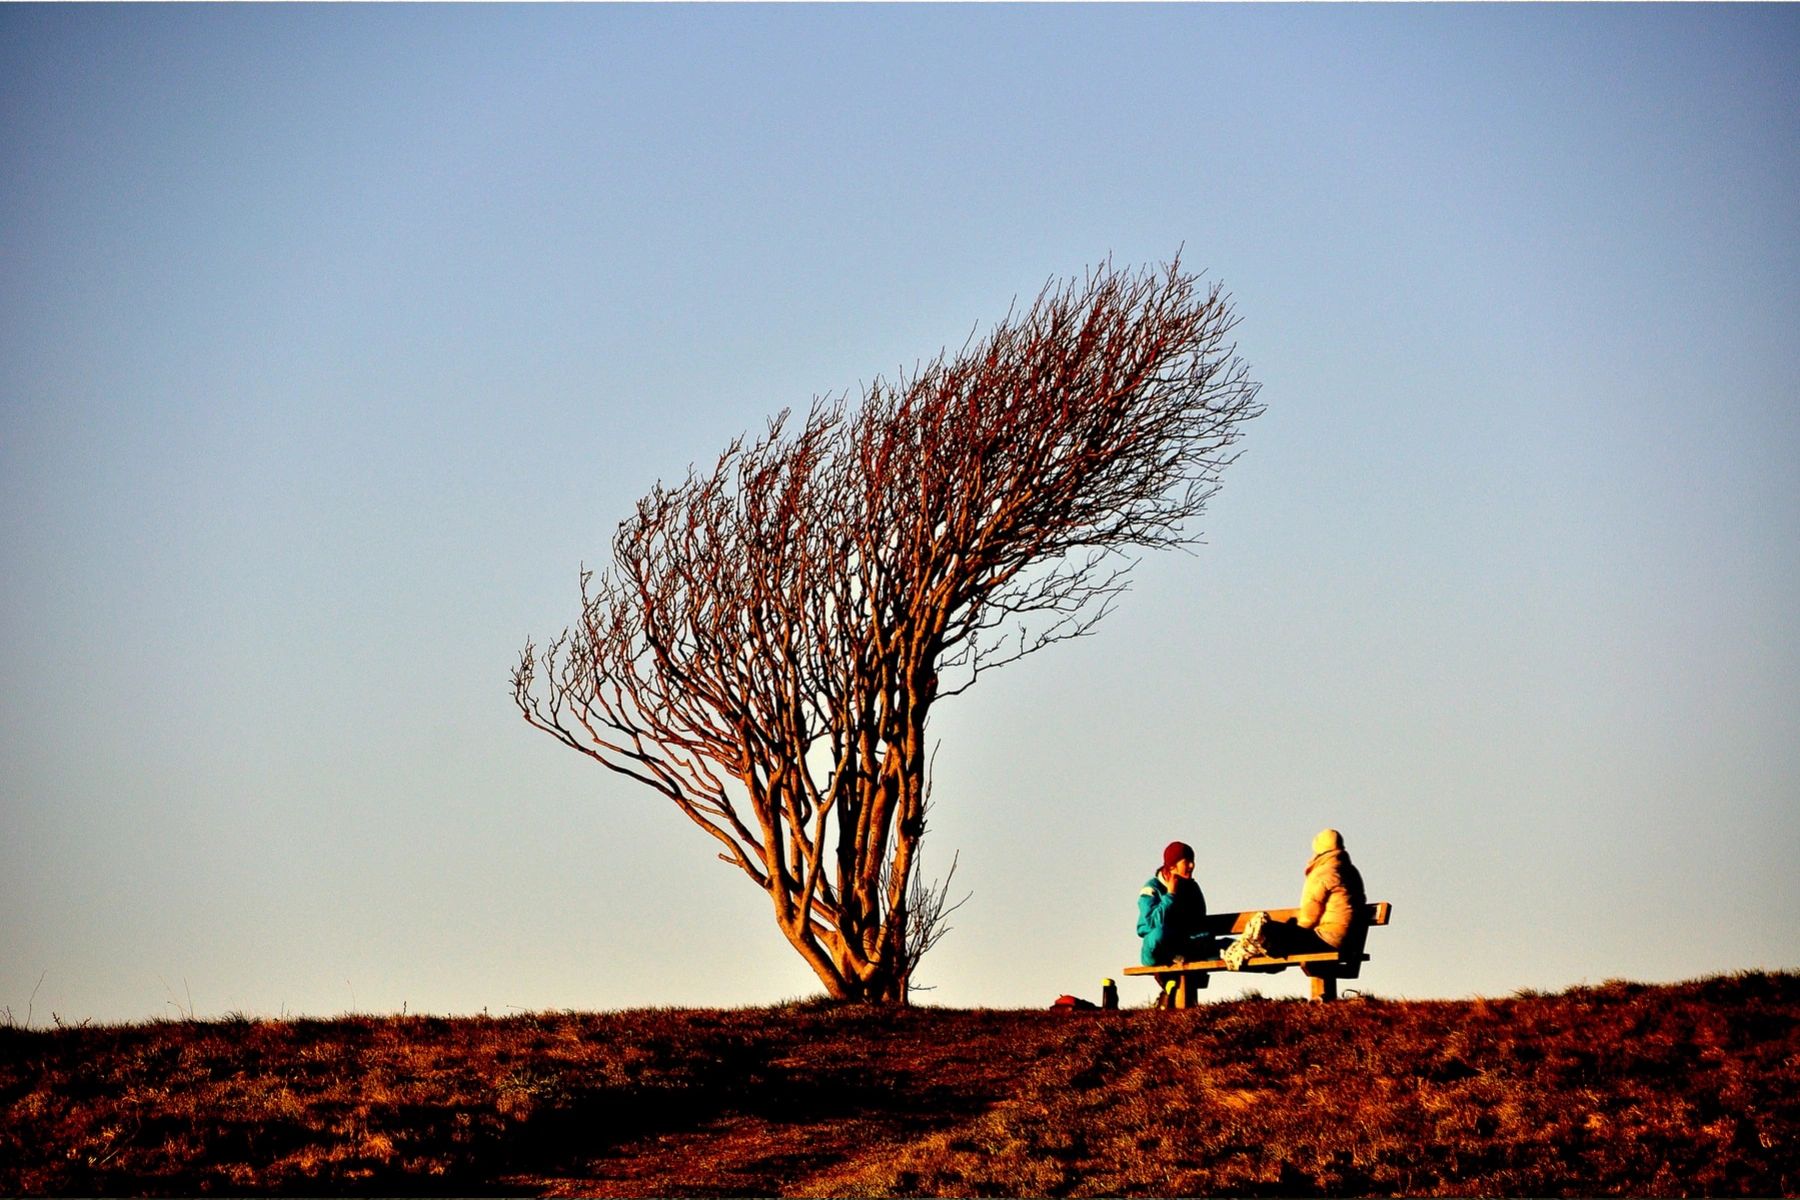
3 971 1795 1196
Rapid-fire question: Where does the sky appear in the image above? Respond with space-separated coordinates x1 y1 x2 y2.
2 4 1796 1024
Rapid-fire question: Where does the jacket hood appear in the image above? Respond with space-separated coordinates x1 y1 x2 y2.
1306 847 1346 876
1312 828 1344 855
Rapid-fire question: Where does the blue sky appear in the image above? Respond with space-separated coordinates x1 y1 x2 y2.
3 4 1796 1022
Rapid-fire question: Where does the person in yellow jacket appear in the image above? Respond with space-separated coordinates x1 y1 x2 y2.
1294 827 1366 948
1228 828 1368 966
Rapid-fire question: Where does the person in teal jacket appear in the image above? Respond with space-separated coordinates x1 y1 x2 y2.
1137 840 1219 966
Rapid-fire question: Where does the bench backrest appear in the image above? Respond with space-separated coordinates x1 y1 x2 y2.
1198 901 1391 937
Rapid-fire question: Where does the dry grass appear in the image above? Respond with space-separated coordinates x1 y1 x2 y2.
3 972 1795 1196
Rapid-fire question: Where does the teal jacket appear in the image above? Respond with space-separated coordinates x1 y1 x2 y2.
1137 872 1208 966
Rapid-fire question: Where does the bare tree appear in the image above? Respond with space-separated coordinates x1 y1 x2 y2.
513 258 1262 1003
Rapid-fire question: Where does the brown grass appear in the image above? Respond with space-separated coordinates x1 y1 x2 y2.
3 971 1795 1196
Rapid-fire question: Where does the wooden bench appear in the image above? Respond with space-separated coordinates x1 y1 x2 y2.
1123 901 1392 1007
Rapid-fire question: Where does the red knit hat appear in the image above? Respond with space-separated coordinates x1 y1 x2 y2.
1162 841 1195 872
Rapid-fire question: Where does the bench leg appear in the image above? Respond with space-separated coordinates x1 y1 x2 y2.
1178 974 1199 1009
1310 974 1337 1002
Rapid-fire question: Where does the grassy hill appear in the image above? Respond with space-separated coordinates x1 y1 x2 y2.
3 971 1795 1197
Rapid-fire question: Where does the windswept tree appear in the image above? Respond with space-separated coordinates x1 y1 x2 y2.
513 259 1263 1003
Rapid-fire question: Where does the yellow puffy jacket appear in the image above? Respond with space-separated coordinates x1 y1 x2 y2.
1297 843 1365 949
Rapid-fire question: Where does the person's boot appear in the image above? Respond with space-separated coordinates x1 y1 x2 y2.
1223 911 1270 970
